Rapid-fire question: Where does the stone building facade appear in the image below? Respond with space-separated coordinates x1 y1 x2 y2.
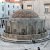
0 1 21 26
22 0 50 29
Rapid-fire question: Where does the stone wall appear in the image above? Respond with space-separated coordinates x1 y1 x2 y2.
3 32 48 40
3 33 32 40
32 32 48 39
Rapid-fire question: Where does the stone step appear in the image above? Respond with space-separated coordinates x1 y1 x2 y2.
1 37 32 44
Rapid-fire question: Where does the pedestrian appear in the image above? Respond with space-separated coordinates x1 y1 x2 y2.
38 47 40 50
2 24 3 28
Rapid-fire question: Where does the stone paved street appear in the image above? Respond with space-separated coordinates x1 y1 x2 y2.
0 28 50 50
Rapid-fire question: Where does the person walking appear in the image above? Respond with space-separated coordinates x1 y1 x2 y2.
38 47 40 50
2 24 3 28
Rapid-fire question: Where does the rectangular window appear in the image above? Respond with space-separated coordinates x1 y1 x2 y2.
44 4 50 13
8 11 10 15
2 6 4 11
27 5 32 10
8 5 9 8
45 8 48 13
13 5 14 8
2 14 4 17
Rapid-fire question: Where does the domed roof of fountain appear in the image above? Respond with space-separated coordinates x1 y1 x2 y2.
12 10 39 18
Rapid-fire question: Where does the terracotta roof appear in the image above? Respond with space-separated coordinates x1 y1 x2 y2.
12 10 39 18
